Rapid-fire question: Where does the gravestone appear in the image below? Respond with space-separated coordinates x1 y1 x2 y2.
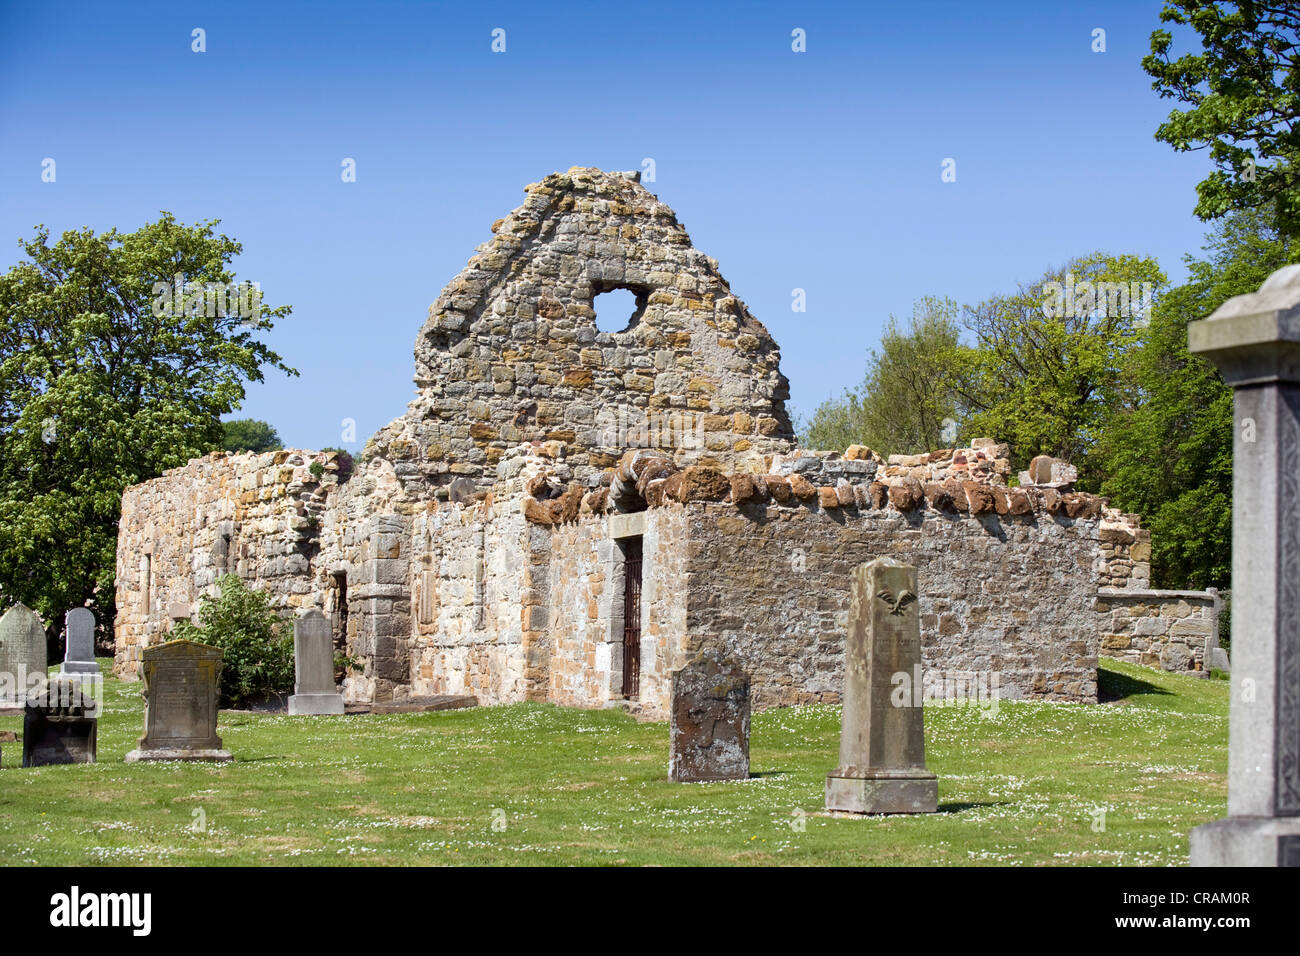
0 603 47 708
125 639 231 763
61 608 98 683
23 684 98 767
288 608 345 715
668 650 750 782
826 557 938 814
1188 264 1300 865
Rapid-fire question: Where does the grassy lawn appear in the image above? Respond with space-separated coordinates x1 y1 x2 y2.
0 658 1227 866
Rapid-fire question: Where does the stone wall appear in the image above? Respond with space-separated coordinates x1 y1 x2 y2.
114 167 1162 712
1097 588 1222 674
114 450 343 676
362 167 796 501
680 495 1104 710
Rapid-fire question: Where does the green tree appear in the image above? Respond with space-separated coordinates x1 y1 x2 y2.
221 418 282 453
172 574 295 707
0 215 294 630
1098 208 1300 589
1144 1 1300 234
957 253 1167 478
802 297 969 456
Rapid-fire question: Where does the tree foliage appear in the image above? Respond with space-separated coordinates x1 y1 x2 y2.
1144 1 1300 234
221 418 282 453
958 253 1167 477
1098 208 1300 589
0 215 294 629
172 574 295 707
802 297 968 456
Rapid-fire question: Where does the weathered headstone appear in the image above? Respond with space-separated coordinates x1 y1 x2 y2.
289 608 345 715
61 608 98 683
1188 264 1300 865
23 682 98 767
125 639 231 762
826 558 938 814
0 603 47 708
668 650 750 782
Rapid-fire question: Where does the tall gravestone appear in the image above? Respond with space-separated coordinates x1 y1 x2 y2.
61 608 99 683
0 603 47 708
289 608 345 715
1188 264 1300 865
669 650 750 782
826 558 938 814
125 639 231 763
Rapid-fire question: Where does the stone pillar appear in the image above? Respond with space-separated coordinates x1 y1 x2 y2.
826 558 937 814
357 514 412 702
1188 263 1300 866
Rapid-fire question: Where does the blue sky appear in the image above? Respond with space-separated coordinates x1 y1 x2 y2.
0 0 1213 451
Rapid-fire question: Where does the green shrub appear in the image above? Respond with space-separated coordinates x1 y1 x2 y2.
173 574 294 707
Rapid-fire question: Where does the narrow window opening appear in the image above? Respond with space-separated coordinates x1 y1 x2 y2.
619 536 643 699
141 554 152 614
332 571 349 660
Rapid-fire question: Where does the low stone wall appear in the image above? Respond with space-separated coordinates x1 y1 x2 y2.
682 497 1104 710
114 450 343 677
1096 588 1222 674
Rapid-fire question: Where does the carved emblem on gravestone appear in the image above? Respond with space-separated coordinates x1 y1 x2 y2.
826 558 938 814
125 639 231 763
876 587 917 617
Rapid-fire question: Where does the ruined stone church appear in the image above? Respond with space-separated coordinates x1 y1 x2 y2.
114 167 1178 720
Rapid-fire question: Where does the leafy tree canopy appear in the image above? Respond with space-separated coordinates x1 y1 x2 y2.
1098 208 1300 589
958 253 1167 476
1145 1 1300 234
221 418 282 453
802 297 969 457
0 214 294 628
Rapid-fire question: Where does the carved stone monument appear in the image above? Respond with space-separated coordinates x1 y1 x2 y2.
0 603 47 709
61 608 99 683
23 683 98 767
668 650 750 782
125 639 231 763
289 608 345 715
826 557 938 814
1188 263 1300 865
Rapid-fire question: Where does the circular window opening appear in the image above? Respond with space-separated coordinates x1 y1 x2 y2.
593 287 645 334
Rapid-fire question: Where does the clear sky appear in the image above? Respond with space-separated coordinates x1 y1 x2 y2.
0 0 1213 452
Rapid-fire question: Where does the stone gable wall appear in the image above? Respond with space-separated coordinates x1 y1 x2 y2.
362 167 795 501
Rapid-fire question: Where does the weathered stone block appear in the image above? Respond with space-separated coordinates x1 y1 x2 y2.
669 651 750 782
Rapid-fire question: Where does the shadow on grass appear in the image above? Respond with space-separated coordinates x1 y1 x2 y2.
939 801 1011 814
1099 668 1173 704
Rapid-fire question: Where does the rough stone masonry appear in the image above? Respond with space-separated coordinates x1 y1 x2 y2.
113 167 1202 719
